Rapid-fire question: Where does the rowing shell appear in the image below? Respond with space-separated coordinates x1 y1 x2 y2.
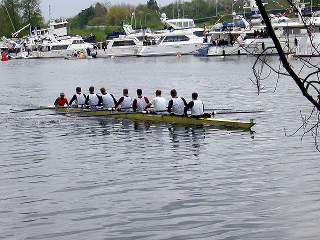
41 106 255 130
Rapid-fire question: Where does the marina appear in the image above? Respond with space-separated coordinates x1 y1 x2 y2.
3 0 320 60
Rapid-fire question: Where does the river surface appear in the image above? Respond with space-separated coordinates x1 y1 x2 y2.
0 55 319 239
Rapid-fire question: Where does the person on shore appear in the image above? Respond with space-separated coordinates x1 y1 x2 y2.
54 92 69 106
114 88 132 112
85 86 101 109
69 87 86 106
100 87 117 109
132 88 149 112
184 92 205 117
144 89 167 113
167 89 187 116
77 51 83 57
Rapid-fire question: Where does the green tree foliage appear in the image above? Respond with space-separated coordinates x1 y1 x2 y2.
68 3 108 29
77 6 95 28
0 0 43 37
105 5 131 26
93 2 107 17
20 0 43 26
2 0 21 33
0 4 13 36
88 17 106 26
147 0 159 10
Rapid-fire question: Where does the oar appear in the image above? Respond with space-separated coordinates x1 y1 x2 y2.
212 110 265 115
10 105 71 113
204 108 234 111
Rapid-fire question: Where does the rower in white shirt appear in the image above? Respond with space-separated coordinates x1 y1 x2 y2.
144 89 167 113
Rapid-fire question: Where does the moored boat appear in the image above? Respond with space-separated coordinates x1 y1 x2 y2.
41 106 255 130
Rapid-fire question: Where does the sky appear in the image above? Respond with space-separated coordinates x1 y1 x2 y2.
41 0 176 21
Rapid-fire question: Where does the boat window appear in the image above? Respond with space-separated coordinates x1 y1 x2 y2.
112 40 136 46
41 46 51 52
283 27 302 35
194 31 205 37
51 45 69 50
163 35 190 42
72 40 85 44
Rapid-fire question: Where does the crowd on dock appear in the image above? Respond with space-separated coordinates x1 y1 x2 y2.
54 87 207 117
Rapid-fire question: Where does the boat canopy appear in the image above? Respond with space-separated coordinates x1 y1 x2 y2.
164 19 196 29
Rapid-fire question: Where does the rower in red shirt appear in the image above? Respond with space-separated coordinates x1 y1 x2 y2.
54 92 69 106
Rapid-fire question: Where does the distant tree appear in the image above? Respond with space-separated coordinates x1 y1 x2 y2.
147 0 159 11
93 2 107 18
0 5 13 36
106 5 131 26
2 0 21 33
190 0 211 19
77 6 95 28
20 0 43 27
88 17 106 26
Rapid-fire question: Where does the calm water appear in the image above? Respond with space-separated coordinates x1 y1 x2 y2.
1 55 320 239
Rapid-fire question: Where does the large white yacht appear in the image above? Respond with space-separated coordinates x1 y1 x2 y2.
137 13 207 56
94 24 152 58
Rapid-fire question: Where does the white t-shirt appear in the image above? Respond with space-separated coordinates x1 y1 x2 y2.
151 96 167 111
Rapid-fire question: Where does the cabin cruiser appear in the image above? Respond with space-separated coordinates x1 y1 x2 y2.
137 13 207 56
94 24 152 57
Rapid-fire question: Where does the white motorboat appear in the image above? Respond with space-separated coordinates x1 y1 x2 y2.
95 35 143 58
137 13 207 56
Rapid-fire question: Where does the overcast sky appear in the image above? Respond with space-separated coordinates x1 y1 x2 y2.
41 0 177 21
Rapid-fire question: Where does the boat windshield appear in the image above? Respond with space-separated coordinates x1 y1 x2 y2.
111 40 137 46
72 39 85 44
163 35 190 42
51 45 69 50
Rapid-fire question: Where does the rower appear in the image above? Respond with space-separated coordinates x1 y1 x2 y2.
54 92 69 106
69 87 86 106
132 89 149 112
184 92 205 117
168 89 187 116
85 86 101 109
114 88 132 112
100 87 117 109
144 89 167 113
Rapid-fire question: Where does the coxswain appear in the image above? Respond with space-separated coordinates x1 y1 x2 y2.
100 87 117 109
184 92 205 117
132 89 149 112
69 87 86 106
54 93 69 106
168 89 187 116
85 86 101 109
144 89 167 113
114 88 132 112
